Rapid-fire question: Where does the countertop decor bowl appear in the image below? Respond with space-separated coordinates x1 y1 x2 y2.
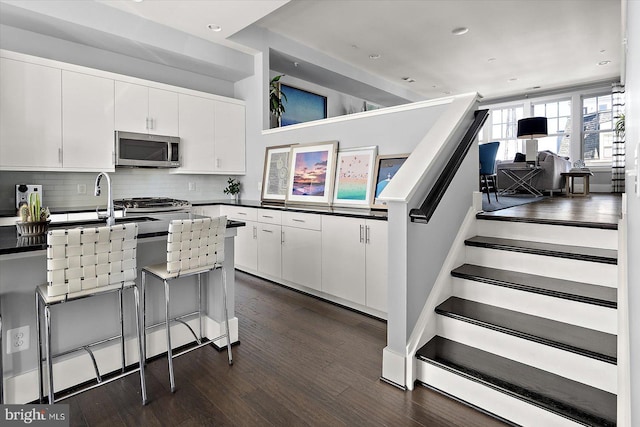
16 220 51 237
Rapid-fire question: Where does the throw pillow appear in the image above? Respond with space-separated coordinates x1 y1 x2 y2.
514 152 526 162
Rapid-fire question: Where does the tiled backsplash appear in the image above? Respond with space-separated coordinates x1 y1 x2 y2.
0 169 233 211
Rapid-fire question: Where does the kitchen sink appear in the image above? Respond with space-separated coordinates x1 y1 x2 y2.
50 216 160 229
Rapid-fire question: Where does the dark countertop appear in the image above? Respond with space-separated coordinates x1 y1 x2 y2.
1 199 388 221
193 199 389 221
0 213 245 256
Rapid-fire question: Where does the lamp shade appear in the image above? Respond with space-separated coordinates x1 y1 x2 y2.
517 117 548 139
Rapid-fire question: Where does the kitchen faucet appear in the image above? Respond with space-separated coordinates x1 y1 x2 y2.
94 172 115 226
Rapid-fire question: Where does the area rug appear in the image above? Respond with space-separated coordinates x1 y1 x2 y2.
481 194 548 212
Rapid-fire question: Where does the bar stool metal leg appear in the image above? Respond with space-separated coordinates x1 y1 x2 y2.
141 270 147 365
0 311 3 404
164 279 176 393
119 288 125 373
44 305 54 404
133 285 148 405
221 268 232 365
35 292 43 403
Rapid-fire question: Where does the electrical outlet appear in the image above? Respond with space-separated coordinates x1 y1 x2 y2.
77 184 86 195
7 325 30 354
188 182 196 191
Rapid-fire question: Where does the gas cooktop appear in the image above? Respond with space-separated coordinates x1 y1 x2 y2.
114 197 191 212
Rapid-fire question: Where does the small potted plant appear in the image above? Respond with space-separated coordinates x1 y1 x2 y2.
16 193 50 236
223 178 241 203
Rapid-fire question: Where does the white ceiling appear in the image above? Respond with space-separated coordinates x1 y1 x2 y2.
1 0 623 102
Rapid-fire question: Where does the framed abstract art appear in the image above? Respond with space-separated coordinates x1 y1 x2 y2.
261 144 295 203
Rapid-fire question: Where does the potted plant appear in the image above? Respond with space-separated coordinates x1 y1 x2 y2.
223 178 241 202
16 193 50 236
269 74 287 127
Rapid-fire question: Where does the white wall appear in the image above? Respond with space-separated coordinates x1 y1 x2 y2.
624 0 639 425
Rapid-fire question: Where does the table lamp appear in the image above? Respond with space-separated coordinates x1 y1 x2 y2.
517 117 547 166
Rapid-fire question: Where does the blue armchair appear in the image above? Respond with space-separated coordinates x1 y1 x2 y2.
479 141 500 203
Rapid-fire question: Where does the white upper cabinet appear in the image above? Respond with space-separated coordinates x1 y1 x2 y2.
0 58 62 169
115 81 178 136
178 93 215 173
62 71 115 171
214 101 245 174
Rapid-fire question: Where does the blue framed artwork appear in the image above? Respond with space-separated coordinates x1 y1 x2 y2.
280 84 327 126
371 154 409 209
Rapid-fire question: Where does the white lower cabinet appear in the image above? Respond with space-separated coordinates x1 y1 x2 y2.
220 206 258 272
282 212 322 291
321 215 388 311
257 222 282 278
218 205 387 316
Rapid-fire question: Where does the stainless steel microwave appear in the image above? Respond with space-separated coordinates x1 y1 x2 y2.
115 131 180 168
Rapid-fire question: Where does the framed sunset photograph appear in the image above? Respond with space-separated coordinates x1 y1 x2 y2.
332 146 377 207
286 141 338 206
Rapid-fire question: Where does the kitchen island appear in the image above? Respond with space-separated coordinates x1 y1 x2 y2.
0 212 244 404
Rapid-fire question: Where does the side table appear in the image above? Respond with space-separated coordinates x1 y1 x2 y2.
499 166 543 197
561 171 594 197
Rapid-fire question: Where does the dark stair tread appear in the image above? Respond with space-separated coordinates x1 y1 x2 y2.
476 211 618 230
465 236 618 265
451 264 617 308
436 297 616 364
417 336 616 427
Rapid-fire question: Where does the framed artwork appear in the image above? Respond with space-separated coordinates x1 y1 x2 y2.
280 84 327 126
286 141 338 206
332 146 378 207
371 154 409 209
261 144 295 203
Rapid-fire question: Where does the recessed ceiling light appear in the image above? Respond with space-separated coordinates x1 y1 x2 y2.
598 60 611 66
508 77 518 82
401 77 416 83
369 54 381 60
487 57 497 62
600 49 606 54
527 86 542 90
207 24 222 32
451 27 469 36
132 0 143 3
443 91 452 95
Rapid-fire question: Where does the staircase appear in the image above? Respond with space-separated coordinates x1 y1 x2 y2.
415 215 619 426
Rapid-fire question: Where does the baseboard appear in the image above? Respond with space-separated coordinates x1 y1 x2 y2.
3 315 238 404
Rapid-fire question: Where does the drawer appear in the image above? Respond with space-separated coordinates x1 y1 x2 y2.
220 206 257 222
257 209 282 225
282 211 321 230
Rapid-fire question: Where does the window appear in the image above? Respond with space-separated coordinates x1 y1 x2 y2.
486 105 524 161
532 99 571 157
582 94 613 166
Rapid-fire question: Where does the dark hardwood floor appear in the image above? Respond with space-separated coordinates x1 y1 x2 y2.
478 193 622 228
65 271 507 426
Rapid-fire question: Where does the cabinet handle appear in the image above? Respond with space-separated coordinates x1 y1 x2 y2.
262 215 273 219
281 231 285 244
58 148 62 164
145 117 150 130
112 151 115 165
237 212 247 215
262 229 273 233
365 225 370 244
252 225 257 239
216 158 221 168
359 224 364 243
292 218 305 223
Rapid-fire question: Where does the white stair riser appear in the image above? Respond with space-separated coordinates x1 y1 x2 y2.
437 315 617 393
465 246 617 287
452 279 617 334
476 220 618 250
416 361 584 427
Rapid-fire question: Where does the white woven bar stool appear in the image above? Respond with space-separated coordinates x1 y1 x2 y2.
141 216 232 393
35 223 147 405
